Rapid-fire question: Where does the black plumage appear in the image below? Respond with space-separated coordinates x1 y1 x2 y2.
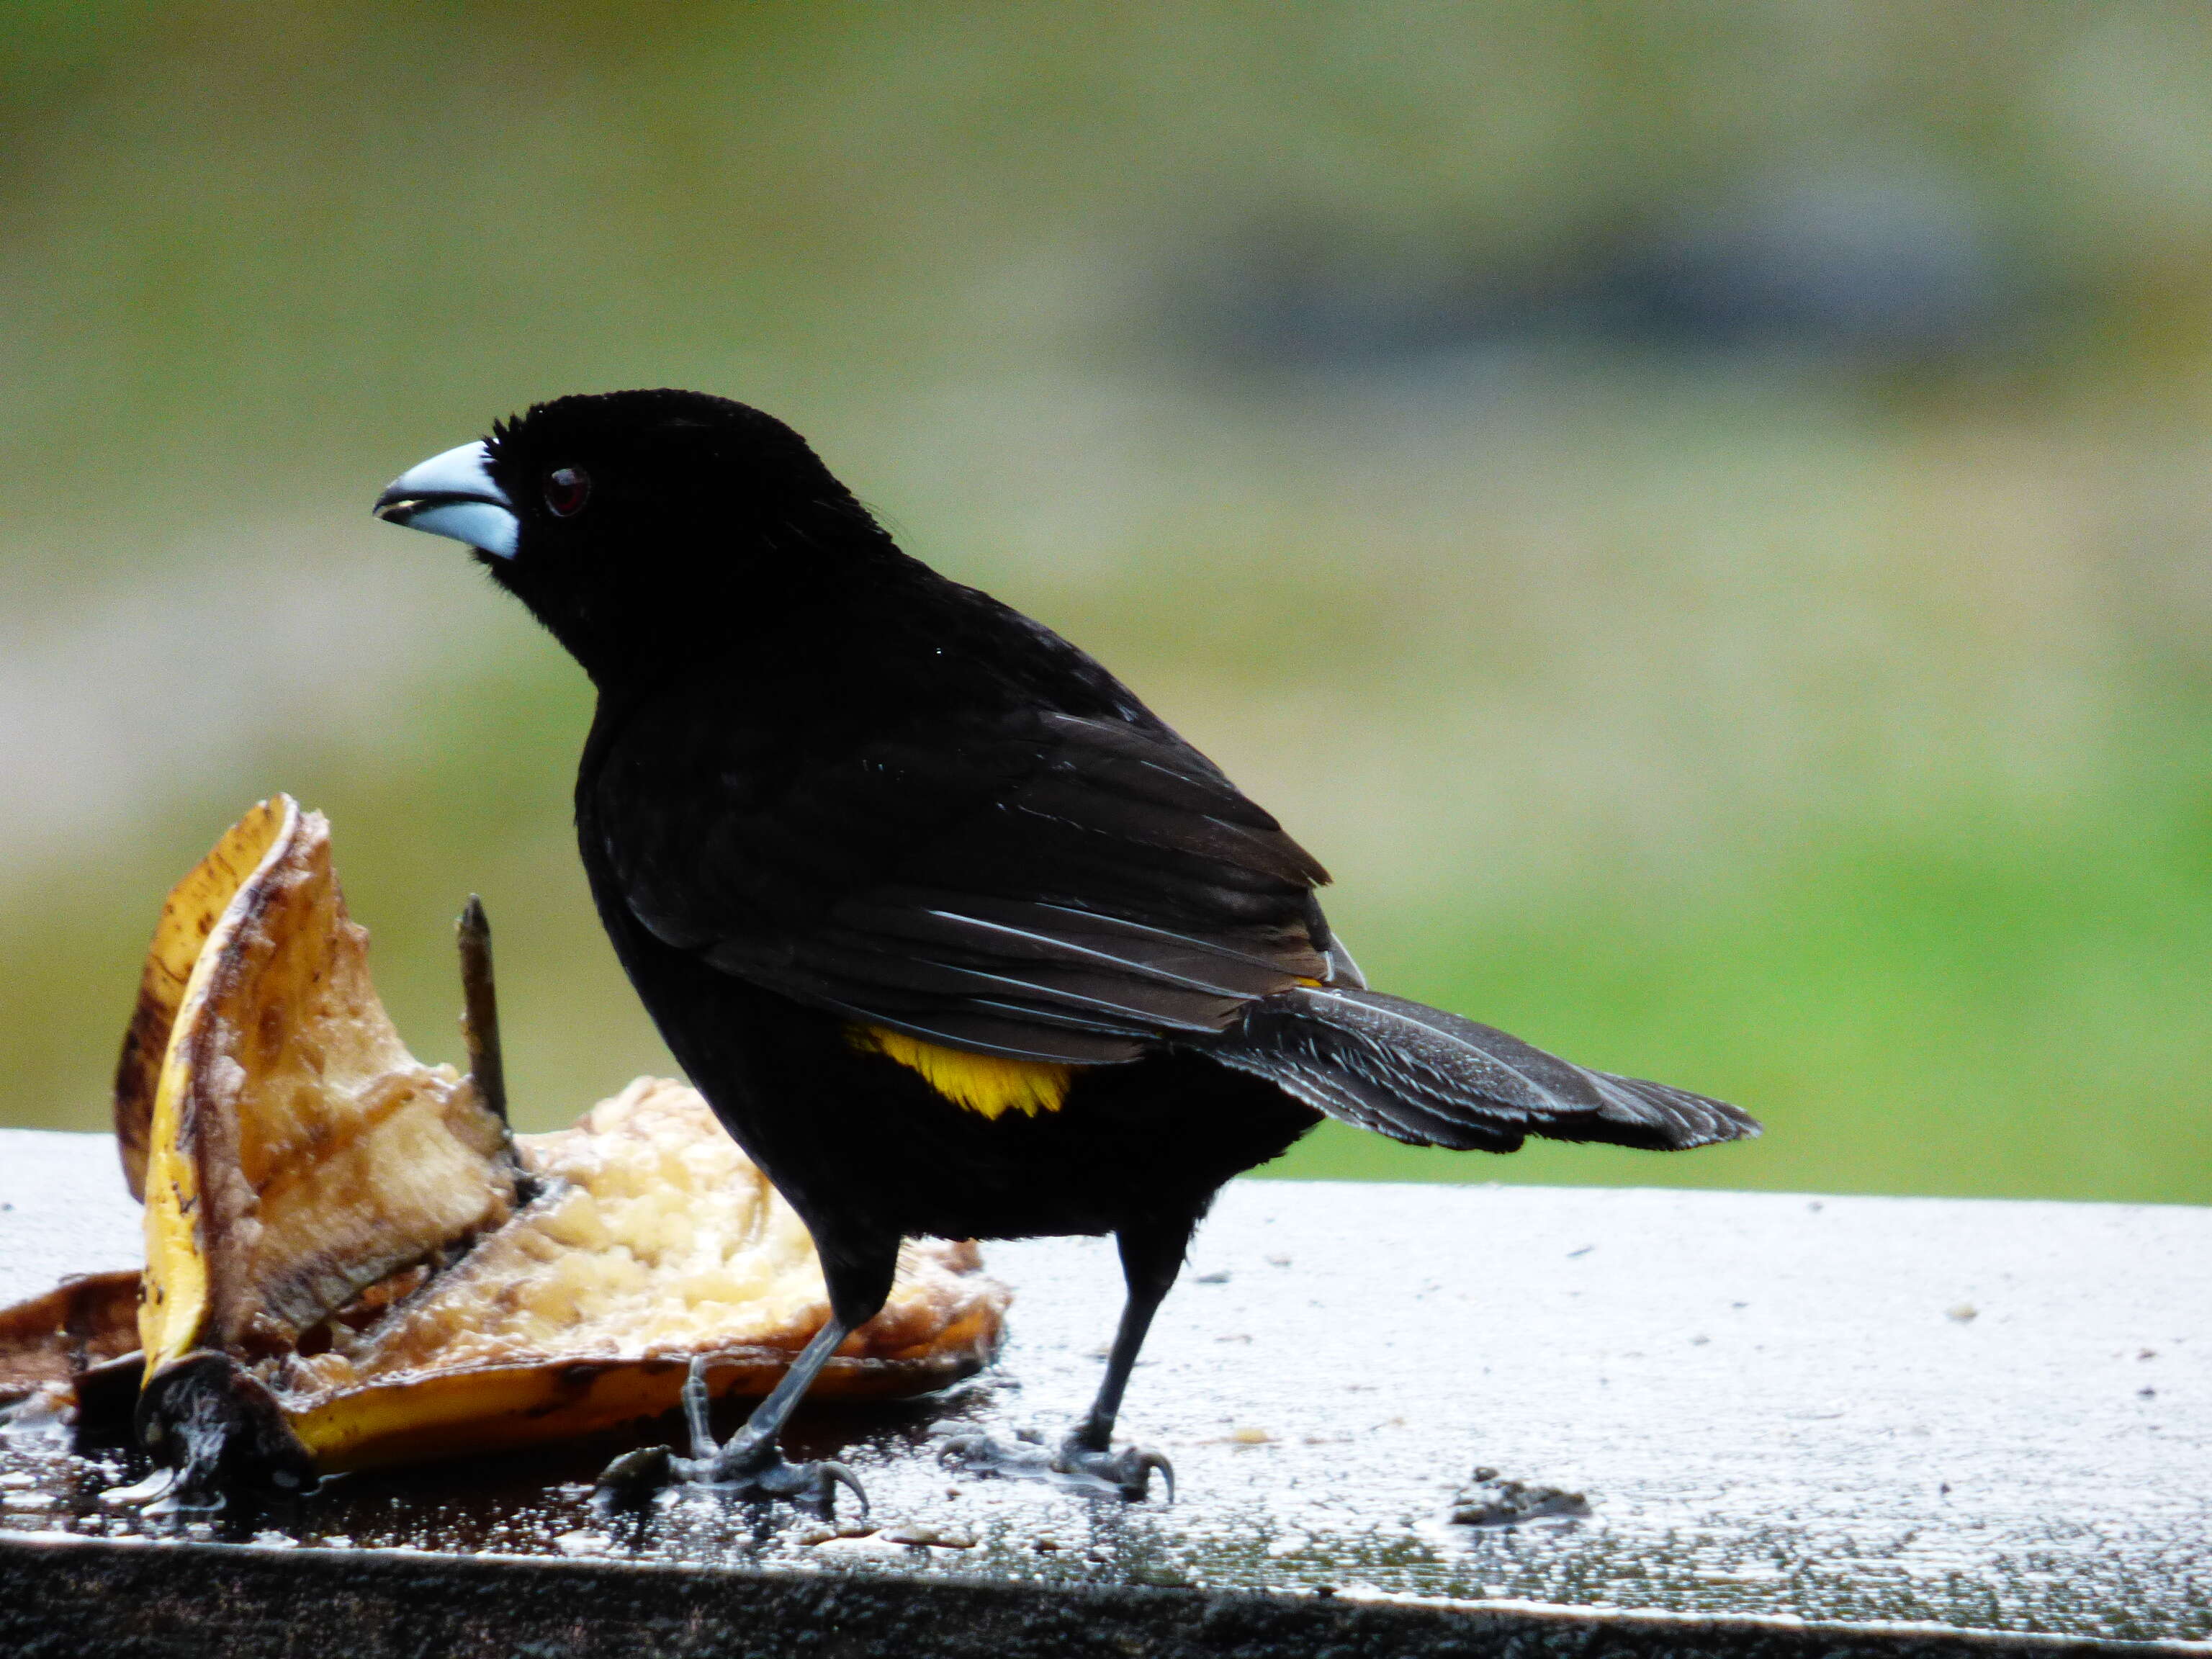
374 388 1758 1511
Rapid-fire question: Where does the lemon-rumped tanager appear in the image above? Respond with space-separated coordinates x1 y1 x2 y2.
375 389 1757 1512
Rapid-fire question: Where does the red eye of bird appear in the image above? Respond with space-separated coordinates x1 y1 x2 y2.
544 467 591 517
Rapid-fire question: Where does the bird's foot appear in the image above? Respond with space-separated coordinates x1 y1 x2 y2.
698 1432 870 1516
940 1427 1172 1503
1054 1434 1174 1503
592 1357 867 1519
593 1439 868 1517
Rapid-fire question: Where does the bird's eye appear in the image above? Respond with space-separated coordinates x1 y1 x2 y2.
544 467 591 518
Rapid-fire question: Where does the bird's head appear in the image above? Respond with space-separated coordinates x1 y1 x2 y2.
374 389 889 681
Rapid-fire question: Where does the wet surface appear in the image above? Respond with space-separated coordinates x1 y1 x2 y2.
2 1128 2208 1647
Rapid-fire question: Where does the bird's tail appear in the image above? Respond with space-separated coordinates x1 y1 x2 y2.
1202 985 1758 1153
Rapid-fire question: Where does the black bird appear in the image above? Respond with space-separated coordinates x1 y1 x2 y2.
374 389 1758 1510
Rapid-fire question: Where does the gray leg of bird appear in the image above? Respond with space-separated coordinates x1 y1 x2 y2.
1053 1222 1183 1500
595 1319 868 1519
697 1316 868 1516
705 1316 848 1473
942 1219 1186 1502
1064 1272 1170 1454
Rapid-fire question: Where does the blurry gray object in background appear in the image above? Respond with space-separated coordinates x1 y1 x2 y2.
1172 158 2015 377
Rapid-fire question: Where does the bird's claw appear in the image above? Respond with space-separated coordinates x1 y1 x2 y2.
593 1444 867 1518
1053 1437 1174 1503
939 1431 1172 1502
939 1431 1043 1475
701 1439 870 1518
593 1372 869 1521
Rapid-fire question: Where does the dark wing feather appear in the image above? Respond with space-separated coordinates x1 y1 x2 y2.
592 700 1334 1062
1213 987 1760 1152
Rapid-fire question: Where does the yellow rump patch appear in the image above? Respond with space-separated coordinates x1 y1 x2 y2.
851 1027 1075 1120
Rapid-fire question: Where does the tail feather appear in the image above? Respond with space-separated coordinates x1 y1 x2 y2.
1205 986 1759 1154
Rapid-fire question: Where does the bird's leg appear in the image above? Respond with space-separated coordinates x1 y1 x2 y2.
595 1321 868 1516
944 1217 1189 1502
596 1236 894 1519
696 1313 870 1510
1050 1221 1183 1500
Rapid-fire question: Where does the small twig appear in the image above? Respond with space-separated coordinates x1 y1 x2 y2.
457 895 508 1126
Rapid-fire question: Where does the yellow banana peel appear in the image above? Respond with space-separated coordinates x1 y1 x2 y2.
127 795 518 1375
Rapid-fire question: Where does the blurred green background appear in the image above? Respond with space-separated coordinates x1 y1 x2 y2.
4 2 2210 1203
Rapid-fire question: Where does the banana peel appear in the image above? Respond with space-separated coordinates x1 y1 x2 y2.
1 796 1007 1505
124 795 521 1375
0 1272 140 1401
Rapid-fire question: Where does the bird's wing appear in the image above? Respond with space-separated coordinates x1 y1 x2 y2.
592 706 1337 1063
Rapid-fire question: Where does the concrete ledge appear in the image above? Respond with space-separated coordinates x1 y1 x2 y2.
1 1533 2197 1659
2 1129 2206 1655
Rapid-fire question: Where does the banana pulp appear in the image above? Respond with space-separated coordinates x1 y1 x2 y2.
276 1076 1004 1471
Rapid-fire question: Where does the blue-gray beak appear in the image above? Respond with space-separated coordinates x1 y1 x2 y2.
373 441 519 560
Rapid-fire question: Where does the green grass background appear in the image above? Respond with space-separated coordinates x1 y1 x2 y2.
2 4 2209 1205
